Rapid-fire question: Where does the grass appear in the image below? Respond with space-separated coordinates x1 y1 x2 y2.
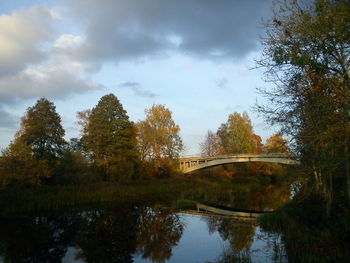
0 180 191 215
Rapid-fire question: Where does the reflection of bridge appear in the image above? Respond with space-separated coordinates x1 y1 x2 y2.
179 154 299 174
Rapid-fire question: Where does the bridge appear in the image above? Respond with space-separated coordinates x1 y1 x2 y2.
179 154 299 174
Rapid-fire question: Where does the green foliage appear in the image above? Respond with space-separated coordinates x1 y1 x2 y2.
258 0 350 206
0 98 66 186
217 112 256 153
16 97 66 160
81 94 139 182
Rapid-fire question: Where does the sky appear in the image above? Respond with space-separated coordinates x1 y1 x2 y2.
0 0 278 156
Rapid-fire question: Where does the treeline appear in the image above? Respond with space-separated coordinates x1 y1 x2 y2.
198 112 290 177
200 112 289 156
0 94 183 187
257 0 350 211
0 94 291 188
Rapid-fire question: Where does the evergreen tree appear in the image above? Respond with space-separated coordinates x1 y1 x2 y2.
81 94 139 181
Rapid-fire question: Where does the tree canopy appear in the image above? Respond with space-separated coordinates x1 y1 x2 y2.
200 130 225 157
257 0 350 206
15 97 66 159
264 134 290 154
81 94 139 181
136 104 183 161
1 98 66 185
217 112 256 154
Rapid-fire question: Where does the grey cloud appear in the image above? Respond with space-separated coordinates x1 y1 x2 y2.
119 81 156 98
119 82 141 88
216 78 229 89
0 6 53 77
68 0 272 64
0 69 101 104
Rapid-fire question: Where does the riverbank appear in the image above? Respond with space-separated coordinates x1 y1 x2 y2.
259 183 350 263
0 175 291 215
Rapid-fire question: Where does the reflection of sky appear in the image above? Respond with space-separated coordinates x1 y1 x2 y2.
133 213 286 263
59 213 286 263
134 213 226 263
62 247 85 263
252 227 286 263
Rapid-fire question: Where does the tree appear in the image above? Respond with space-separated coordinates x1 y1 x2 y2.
200 130 225 157
81 94 139 181
15 98 66 160
252 134 264 154
136 104 183 160
136 104 183 175
264 134 290 154
1 98 66 185
257 0 350 207
217 112 256 153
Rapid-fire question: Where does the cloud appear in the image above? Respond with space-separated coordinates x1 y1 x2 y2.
216 78 229 89
0 5 100 106
0 68 99 103
0 6 53 77
0 107 17 128
53 34 85 49
67 0 272 64
118 82 156 98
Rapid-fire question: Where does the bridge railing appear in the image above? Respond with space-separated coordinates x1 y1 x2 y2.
179 153 299 172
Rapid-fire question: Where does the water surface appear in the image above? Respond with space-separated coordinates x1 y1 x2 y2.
0 178 291 263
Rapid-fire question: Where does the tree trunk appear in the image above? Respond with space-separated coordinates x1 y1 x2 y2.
345 143 350 209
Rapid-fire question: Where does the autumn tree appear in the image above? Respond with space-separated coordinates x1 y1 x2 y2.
15 98 66 159
1 98 66 185
252 134 264 154
217 112 256 153
136 104 183 175
80 94 139 181
200 130 225 157
136 207 184 262
257 0 350 206
264 134 290 154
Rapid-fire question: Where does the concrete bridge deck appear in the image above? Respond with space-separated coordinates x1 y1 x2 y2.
179 153 299 174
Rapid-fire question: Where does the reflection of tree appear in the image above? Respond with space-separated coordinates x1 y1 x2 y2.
205 247 252 263
0 213 81 263
136 207 184 263
229 181 291 212
224 221 254 252
0 204 185 263
74 204 138 263
203 216 255 252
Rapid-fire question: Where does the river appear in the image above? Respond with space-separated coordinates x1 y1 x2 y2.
0 177 293 263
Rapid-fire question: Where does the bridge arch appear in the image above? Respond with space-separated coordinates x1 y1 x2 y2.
179 154 299 174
